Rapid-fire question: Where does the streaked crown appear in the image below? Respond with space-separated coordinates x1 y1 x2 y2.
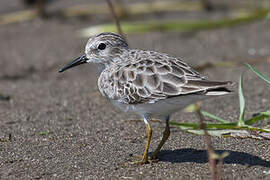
85 32 129 64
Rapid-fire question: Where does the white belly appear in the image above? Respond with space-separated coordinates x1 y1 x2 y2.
111 94 208 118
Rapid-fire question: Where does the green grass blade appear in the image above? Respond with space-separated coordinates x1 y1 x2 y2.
185 129 233 137
200 110 230 123
170 122 200 129
170 121 237 130
266 11 270 19
246 63 270 85
244 112 270 125
80 10 270 36
186 128 270 139
247 126 270 133
238 72 246 126
171 120 270 130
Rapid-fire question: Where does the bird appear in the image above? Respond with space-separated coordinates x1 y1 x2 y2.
59 32 233 164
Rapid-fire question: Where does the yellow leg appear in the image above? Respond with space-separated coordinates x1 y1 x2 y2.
140 122 152 164
151 119 170 160
126 117 153 165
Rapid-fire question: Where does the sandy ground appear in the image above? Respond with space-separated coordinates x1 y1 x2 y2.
0 0 270 179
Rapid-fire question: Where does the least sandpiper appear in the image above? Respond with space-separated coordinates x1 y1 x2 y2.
59 32 232 164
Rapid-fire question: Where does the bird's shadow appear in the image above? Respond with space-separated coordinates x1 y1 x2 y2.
154 148 270 167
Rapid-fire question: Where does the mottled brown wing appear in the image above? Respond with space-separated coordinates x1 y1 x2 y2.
100 51 229 104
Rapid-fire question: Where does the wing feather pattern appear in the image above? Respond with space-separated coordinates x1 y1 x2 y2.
98 50 232 104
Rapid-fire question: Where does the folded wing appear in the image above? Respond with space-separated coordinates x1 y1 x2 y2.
100 51 233 104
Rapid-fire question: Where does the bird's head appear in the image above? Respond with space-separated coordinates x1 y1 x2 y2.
59 32 128 73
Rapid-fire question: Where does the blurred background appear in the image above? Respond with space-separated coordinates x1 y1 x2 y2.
1 0 270 77
0 0 269 179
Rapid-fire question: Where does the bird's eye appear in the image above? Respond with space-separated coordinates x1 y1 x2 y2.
98 43 106 50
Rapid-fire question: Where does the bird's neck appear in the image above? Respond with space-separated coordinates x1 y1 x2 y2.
97 64 106 75
97 49 130 73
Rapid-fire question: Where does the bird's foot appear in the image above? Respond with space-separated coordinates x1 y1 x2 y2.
128 154 150 164
149 154 159 162
127 154 159 165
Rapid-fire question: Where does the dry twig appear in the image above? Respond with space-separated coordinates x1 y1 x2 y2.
201 0 215 11
195 102 225 180
105 0 126 41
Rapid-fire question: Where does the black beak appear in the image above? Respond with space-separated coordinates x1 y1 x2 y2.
59 54 89 73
